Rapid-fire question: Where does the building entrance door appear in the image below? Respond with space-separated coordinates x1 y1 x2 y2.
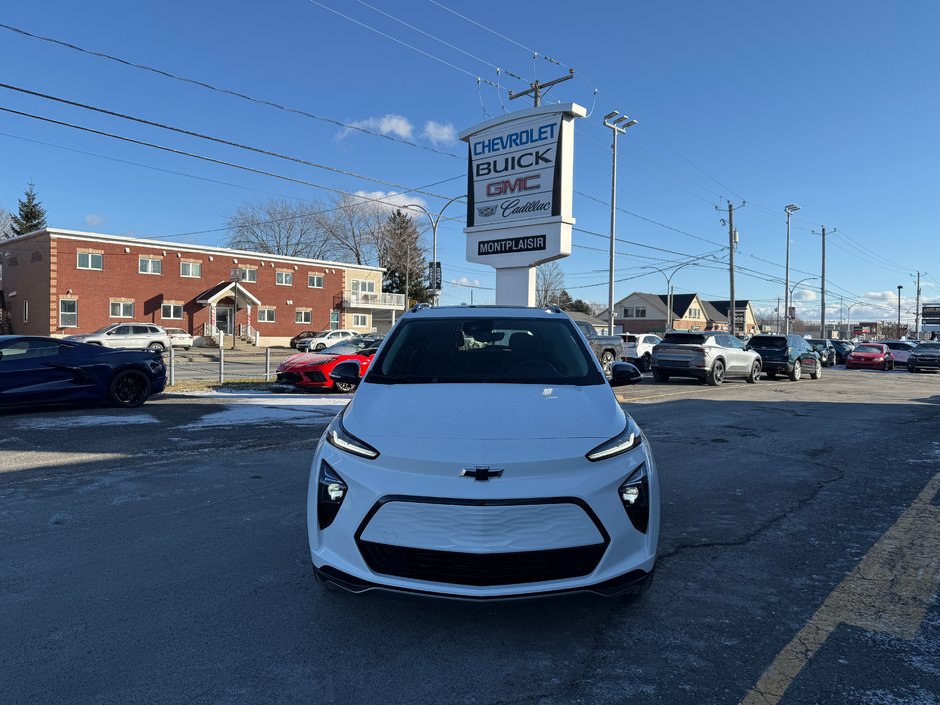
216 306 234 335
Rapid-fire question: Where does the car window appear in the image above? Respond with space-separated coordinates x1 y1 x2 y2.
662 333 706 345
114 326 132 335
321 336 377 355
646 336 661 345
132 326 152 335
369 317 604 385
0 339 66 361
749 336 787 348
576 321 592 337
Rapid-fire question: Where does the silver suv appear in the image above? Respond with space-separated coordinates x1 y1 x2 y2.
67 323 172 351
651 330 762 385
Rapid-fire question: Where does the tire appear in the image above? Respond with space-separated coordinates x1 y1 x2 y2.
147 342 165 352
641 353 652 372
315 343 326 351
333 381 357 393
600 351 615 376
909 366 917 373
746 360 761 384
706 359 725 386
108 370 152 408
810 362 822 380
652 369 670 383
882 361 888 371
789 360 802 381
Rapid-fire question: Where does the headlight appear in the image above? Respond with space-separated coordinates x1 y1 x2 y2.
586 417 643 462
326 409 379 459
619 464 650 533
317 461 347 529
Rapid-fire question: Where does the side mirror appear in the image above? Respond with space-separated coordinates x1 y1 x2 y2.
609 362 643 387
330 360 362 387
106 331 114 335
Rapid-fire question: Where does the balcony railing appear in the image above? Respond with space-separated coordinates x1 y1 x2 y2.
343 291 406 309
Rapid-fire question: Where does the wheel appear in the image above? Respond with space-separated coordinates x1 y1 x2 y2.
909 366 917 373
882 361 889 371
640 353 652 372
706 359 725 386
652 369 670 383
810 362 822 380
333 381 357 393
315 343 326 351
146 342 165 351
746 360 761 384
108 370 152 408
789 360 802 381
600 351 615 376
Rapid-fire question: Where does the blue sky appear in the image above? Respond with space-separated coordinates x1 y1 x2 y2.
1 0 938 325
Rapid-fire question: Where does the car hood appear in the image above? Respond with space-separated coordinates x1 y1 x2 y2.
850 351 884 358
345 382 626 442
278 353 335 371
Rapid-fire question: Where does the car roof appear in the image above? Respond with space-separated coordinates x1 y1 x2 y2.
400 305 573 320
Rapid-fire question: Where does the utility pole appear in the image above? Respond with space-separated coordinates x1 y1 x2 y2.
509 69 575 107
602 111 637 335
776 297 781 333
897 284 903 338
820 226 827 338
914 271 923 338
726 201 739 335
784 204 800 334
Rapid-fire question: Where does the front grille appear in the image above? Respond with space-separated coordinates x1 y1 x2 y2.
277 372 302 384
305 370 326 382
357 541 606 586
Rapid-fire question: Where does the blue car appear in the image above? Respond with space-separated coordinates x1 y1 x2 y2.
0 335 166 409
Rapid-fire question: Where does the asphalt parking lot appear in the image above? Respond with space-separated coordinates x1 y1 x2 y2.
1 368 938 704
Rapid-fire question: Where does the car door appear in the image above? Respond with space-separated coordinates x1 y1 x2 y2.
796 338 818 371
0 339 82 406
716 334 744 373
107 325 133 348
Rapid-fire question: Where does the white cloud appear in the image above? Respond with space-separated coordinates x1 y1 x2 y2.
864 290 901 303
84 214 105 226
422 121 457 145
353 191 427 213
451 276 480 287
339 114 413 140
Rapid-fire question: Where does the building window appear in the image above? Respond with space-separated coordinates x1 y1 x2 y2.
59 299 78 327
161 303 183 320
236 268 257 283
689 307 700 319
308 274 324 288
295 309 312 324
110 301 134 318
139 257 162 274
180 261 202 278
257 307 276 323
23 300 29 323
622 307 634 318
276 271 293 286
352 313 368 327
329 310 339 330
353 279 376 294
77 252 103 270
635 307 647 318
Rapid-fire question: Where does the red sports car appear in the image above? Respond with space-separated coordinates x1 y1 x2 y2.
276 335 383 392
845 343 895 370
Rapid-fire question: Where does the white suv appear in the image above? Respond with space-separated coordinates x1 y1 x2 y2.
307 306 659 599
297 329 357 352
67 323 172 351
623 333 662 371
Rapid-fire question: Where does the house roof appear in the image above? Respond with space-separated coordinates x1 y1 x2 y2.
195 281 262 306
701 300 727 323
657 293 697 318
706 300 752 317
565 311 607 326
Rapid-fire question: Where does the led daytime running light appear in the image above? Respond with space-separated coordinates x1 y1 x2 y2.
586 421 643 462
326 411 379 459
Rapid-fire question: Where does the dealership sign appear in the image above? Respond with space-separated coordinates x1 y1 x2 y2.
460 104 586 304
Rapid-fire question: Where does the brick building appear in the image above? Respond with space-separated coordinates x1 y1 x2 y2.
0 228 404 346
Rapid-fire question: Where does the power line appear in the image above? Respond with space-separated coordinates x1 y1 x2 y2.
0 21 461 160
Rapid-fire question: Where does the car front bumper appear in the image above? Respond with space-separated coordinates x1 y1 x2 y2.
307 436 659 599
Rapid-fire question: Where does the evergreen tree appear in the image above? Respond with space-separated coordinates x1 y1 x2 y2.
11 182 47 235
379 210 428 305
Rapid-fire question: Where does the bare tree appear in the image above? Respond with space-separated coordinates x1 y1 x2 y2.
225 198 334 259
536 261 565 306
312 193 387 266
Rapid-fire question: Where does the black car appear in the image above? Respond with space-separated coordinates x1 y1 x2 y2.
747 334 822 381
806 338 837 366
907 341 940 373
0 335 166 409
830 339 855 365
289 330 318 349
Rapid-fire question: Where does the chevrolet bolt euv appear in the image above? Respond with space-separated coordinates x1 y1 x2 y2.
307 306 659 599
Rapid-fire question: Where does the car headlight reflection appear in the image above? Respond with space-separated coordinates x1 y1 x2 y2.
317 461 347 530
325 409 380 459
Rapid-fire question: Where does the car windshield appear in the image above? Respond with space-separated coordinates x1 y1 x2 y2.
367 316 604 385
855 345 882 353
885 342 914 350
914 343 940 351
320 336 381 356
807 339 827 346
662 333 706 344
91 325 117 334
748 336 787 348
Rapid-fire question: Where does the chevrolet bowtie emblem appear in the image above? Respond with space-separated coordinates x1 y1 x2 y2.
460 467 504 481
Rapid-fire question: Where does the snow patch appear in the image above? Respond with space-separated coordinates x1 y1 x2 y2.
180 404 340 430
14 414 159 431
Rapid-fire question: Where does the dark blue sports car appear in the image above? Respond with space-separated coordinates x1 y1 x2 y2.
0 335 166 409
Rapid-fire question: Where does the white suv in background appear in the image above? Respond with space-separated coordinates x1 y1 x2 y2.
623 333 662 372
297 329 357 352
67 323 172 351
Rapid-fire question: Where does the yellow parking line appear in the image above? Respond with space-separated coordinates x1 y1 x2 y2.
740 472 940 705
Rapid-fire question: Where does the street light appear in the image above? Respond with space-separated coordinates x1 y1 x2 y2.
642 257 716 331
897 284 903 337
403 195 464 307
784 204 800 334
844 301 860 340
603 111 637 336
788 276 817 329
